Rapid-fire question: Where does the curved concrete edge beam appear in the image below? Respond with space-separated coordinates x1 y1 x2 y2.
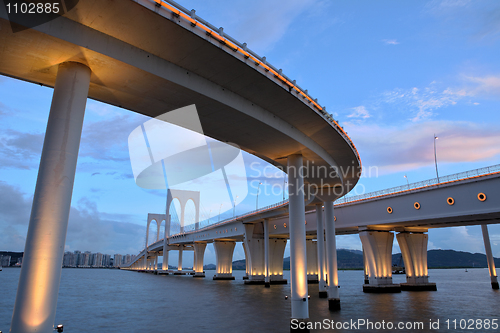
30 13 345 185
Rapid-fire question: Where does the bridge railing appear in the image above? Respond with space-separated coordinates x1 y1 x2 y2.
337 164 500 205
144 0 360 162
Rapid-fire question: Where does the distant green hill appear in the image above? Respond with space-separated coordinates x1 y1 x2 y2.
203 249 500 271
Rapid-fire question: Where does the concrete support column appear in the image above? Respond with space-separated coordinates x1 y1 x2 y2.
264 219 270 288
144 225 149 271
193 242 207 277
154 253 158 271
316 204 327 297
359 231 401 293
163 251 170 272
363 248 369 284
11 62 91 333
287 154 309 320
324 201 340 310
396 232 436 291
481 224 499 289
162 215 170 272
213 241 236 280
178 246 183 272
306 239 319 283
242 242 250 280
269 239 288 284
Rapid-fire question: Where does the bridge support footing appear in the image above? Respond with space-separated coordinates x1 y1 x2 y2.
400 283 437 291
213 275 235 280
328 298 341 311
363 284 401 293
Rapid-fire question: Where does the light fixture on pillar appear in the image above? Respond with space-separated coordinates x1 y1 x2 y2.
56 324 64 332
256 182 263 210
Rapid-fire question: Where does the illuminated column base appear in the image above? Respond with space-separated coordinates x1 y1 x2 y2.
316 204 327 298
160 250 170 273
193 242 207 277
269 239 288 284
396 232 437 291
359 231 401 293
324 201 340 310
213 241 236 280
244 237 288 285
173 246 185 275
288 154 309 320
481 225 499 290
306 239 319 284
10 62 91 333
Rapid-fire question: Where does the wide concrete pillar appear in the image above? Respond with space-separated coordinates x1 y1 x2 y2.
316 204 327 297
178 247 183 272
269 239 287 284
306 239 319 283
481 225 499 289
324 201 340 310
193 242 207 277
287 154 309 320
11 62 91 333
363 248 369 284
162 250 170 272
396 232 436 291
360 231 401 293
162 215 170 273
264 219 270 288
213 241 236 280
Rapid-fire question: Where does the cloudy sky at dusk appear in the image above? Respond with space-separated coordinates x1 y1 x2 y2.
1 0 500 265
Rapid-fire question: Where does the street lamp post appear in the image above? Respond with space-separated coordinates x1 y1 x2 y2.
434 134 440 183
283 175 287 201
256 182 263 210
404 174 409 188
219 203 223 222
233 195 239 217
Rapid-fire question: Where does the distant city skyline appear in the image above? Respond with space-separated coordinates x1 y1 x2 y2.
1 0 500 266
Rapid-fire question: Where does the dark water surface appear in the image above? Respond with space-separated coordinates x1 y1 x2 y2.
1 268 499 332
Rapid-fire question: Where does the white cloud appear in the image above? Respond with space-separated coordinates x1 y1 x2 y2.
218 0 317 52
344 120 500 175
347 106 370 120
382 39 399 45
383 84 465 122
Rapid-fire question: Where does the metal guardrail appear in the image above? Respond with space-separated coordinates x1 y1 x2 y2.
143 0 360 163
337 164 500 204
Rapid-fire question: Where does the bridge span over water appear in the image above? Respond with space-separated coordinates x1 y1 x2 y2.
124 165 500 297
1 0 361 331
2 0 498 331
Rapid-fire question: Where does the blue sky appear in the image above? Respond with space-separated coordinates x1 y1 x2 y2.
1 0 500 265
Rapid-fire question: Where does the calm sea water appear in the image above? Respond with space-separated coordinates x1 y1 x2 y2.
1 267 499 332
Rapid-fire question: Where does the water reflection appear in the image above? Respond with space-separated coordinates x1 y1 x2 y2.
1 268 499 332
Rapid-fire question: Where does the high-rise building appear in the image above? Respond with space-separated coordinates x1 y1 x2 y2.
114 254 123 267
